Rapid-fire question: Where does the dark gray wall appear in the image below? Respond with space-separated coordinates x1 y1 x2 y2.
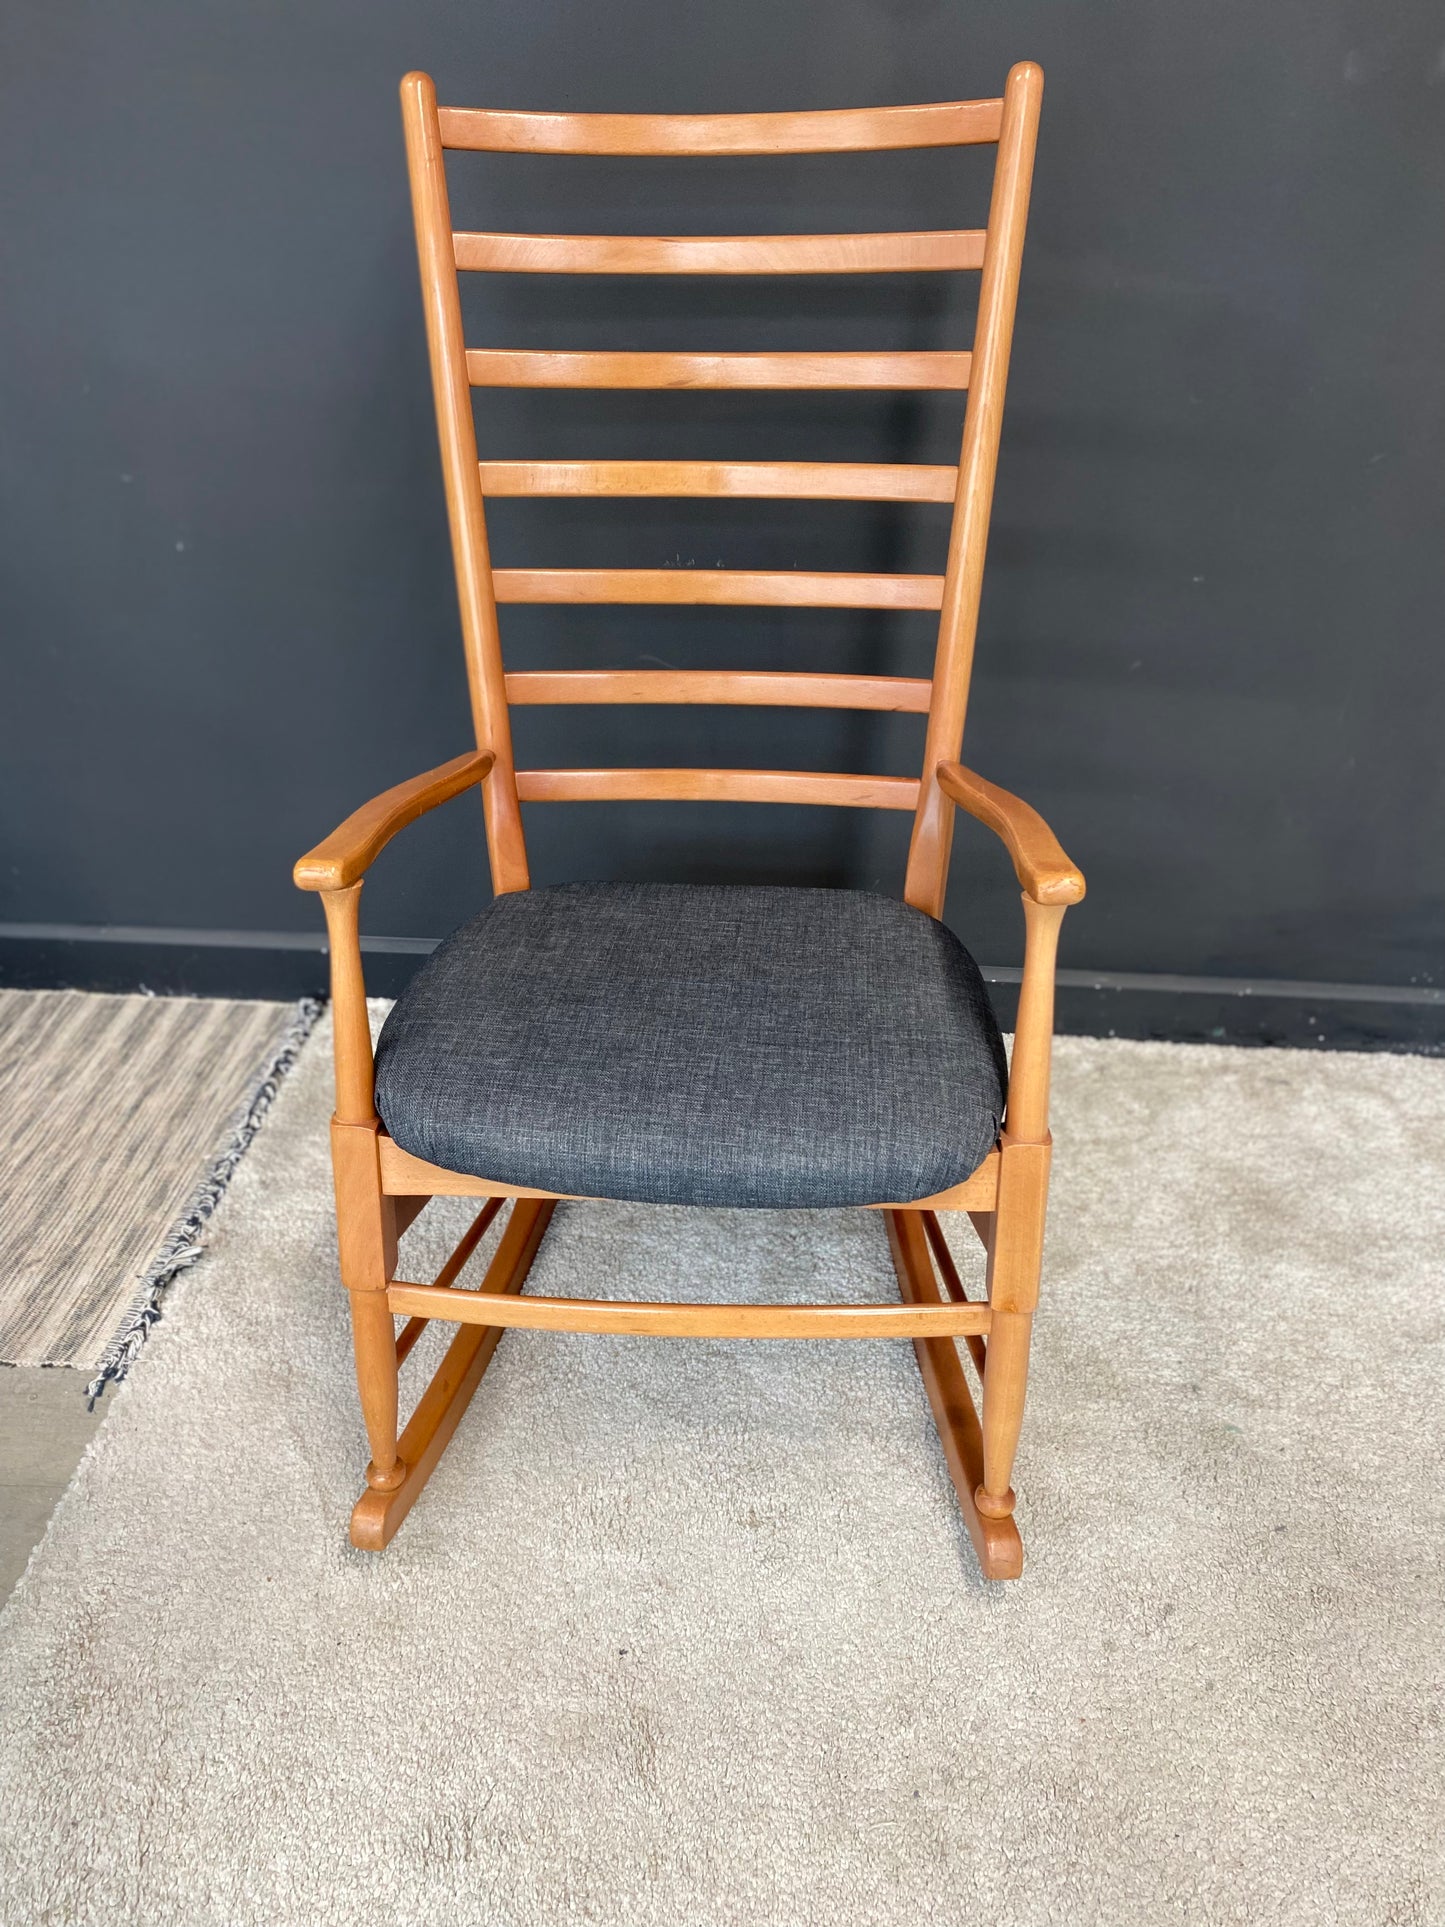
2 1 1443 1042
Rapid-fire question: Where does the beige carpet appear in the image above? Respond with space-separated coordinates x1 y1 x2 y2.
1 1017 1442 1925
0 990 315 1377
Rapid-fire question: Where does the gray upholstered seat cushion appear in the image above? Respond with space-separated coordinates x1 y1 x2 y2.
373 883 1007 1209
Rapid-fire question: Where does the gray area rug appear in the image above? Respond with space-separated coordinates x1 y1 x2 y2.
1 1017 1442 1925
0 990 317 1380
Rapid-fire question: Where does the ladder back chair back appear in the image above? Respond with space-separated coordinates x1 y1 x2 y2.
295 61 1084 1581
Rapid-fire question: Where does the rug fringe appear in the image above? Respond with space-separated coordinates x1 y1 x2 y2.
84 996 325 1406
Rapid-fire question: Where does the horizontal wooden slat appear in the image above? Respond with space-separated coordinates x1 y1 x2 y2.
514 768 920 808
505 670 933 711
387 1282 994 1340
492 568 945 608
437 100 1004 155
376 1135 1001 1211
465 349 972 389
454 229 986 275
478 459 958 501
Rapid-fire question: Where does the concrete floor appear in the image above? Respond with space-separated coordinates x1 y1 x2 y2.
0 1367 105 1605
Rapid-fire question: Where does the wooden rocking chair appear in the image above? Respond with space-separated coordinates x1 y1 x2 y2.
294 62 1083 1580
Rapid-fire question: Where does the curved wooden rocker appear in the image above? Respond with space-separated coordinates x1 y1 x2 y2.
296 61 1083 1580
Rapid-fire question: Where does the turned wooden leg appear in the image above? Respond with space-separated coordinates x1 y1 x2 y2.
350 1287 404 1492
973 1130 1050 1527
349 1198 556 1549
977 1306 1032 1520
330 1102 405 1496
316 884 413 1506
886 1209 1023 1580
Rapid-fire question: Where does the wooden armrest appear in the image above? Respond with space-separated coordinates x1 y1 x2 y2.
293 750 494 892
935 762 1085 906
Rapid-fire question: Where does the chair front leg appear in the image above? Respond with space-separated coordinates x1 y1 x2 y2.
352 1304 404 1496
321 885 405 1495
977 1304 1033 1519
976 1149 1046 1520
976 893 1067 1520
333 1121 404 1494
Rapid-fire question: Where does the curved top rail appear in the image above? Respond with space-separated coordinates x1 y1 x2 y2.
435 100 1004 155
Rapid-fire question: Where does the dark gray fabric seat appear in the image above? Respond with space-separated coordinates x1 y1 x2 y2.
374 883 1007 1209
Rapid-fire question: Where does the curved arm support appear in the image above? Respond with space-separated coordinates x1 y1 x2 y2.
931 762 1083 1143
293 748 493 1123
320 884 378 1126
934 762 1085 906
1006 896 1066 1143
293 750 494 893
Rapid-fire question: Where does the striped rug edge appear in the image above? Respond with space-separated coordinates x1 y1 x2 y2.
83 996 326 1405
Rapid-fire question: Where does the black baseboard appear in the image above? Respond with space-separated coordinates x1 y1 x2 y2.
0 928 421 1002
990 978 1442 1055
0 925 1441 1054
